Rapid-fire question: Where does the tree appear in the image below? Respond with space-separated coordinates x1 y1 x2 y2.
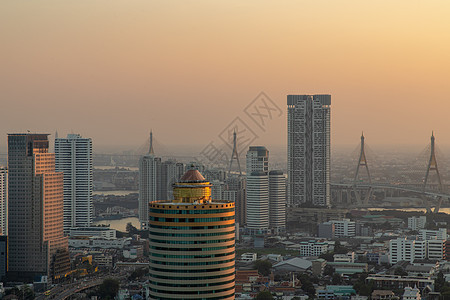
298 273 316 298
323 265 335 276
255 291 274 300
319 252 334 262
253 260 272 276
332 273 342 285
126 222 137 233
5 285 34 300
98 278 120 299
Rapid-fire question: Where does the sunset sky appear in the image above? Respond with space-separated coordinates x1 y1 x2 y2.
1 1 450 152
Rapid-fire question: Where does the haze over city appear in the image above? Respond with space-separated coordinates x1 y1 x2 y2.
2 1 450 152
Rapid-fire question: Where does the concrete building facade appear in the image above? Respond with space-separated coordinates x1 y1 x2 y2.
287 95 331 207
55 134 93 232
269 170 286 230
0 167 7 236
8 133 69 281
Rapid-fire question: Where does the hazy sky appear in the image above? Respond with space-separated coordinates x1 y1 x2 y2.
1 1 450 152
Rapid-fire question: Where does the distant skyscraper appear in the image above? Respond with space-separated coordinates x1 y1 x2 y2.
287 95 331 207
8 133 69 281
138 132 161 230
0 167 7 236
55 134 93 232
160 160 184 200
148 169 235 299
246 146 269 232
246 146 269 174
269 170 286 230
226 175 246 226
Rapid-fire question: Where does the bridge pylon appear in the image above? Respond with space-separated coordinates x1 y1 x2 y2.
423 132 443 213
228 130 242 176
353 132 373 205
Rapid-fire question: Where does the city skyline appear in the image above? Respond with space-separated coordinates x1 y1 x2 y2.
2 1 450 149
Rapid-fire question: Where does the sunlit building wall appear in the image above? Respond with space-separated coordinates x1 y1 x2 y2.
148 169 235 300
8 133 69 281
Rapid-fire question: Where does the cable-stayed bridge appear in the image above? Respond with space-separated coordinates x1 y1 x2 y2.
332 132 449 213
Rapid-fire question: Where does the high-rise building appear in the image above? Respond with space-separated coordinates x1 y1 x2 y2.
55 134 93 232
148 169 235 299
246 146 269 173
246 171 269 232
0 167 7 236
226 175 246 226
160 160 184 200
269 170 286 230
8 133 70 281
287 95 331 207
139 133 161 230
246 147 269 232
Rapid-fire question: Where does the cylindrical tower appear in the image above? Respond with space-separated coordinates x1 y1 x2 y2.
149 169 235 300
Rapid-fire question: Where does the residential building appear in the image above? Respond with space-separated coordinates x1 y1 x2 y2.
408 216 427 231
240 253 257 262
334 252 355 263
69 227 116 239
0 167 7 236
8 133 70 281
299 240 328 257
389 238 427 264
287 94 331 207
68 236 131 249
403 286 421 300
366 275 433 291
148 169 235 300
331 219 356 238
318 222 335 239
371 290 395 300
419 228 447 241
55 134 93 232
427 239 445 260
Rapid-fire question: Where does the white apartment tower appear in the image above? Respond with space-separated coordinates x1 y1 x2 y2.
138 132 161 230
0 167 7 236
246 147 269 232
287 95 331 207
269 170 286 230
55 134 93 232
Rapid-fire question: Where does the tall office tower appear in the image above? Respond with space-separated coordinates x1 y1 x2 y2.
246 146 269 232
149 169 235 300
287 95 331 207
269 170 286 230
8 133 70 281
139 132 161 230
246 171 269 232
226 175 246 226
160 160 184 200
0 167 7 236
55 134 93 232
246 146 269 173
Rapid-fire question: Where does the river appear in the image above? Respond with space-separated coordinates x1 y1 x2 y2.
92 217 139 232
